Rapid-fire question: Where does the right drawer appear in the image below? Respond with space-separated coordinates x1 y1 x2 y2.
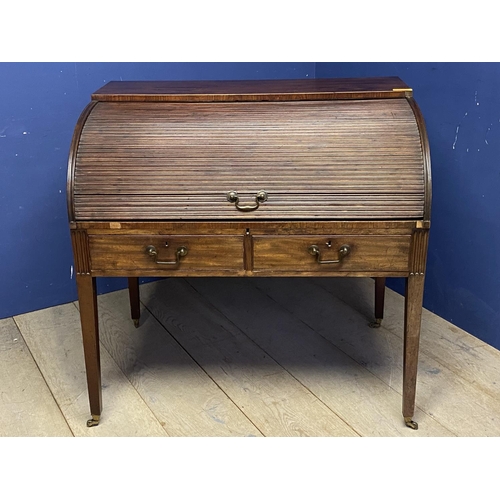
252 235 411 273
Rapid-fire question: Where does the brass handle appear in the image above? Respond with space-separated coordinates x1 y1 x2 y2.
227 190 268 212
308 244 350 264
146 245 188 265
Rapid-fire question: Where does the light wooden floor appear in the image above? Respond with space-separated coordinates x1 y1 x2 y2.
2 277 500 437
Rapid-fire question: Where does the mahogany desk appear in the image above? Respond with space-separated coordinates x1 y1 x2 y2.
68 77 431 430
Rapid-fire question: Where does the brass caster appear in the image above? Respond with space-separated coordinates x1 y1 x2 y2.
404 417 418 430
369 318 382 328
86 415 100 428
133 318 140 328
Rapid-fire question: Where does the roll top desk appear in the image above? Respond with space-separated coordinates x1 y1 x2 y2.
68 77 431 430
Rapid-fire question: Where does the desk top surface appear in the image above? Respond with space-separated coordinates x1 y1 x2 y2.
92 77 412 102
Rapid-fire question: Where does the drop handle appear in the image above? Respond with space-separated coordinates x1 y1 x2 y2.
227 190 268 212
308 244 351 264
146 245 188 265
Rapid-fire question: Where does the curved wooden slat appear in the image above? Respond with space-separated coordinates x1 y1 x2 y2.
72 99 425 221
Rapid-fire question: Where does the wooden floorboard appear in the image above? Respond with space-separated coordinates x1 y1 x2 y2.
255 278 500 436
3 277 500 437
87 290 263 436
140 280 358 437
0 318 72 437
187 278 453 437
14 304 168 437
312 277 500 398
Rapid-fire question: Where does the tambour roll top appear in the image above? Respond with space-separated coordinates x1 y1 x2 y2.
67 77 431 222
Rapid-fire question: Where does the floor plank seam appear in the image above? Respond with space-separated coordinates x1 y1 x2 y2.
408 340 500 402
310 279 500 403
140 296 266 437
113 379 171 437
99 347 172 437
71 301 171 436
250 281 459 437
182 278 362 437
7 284 499 436
12 316 76 437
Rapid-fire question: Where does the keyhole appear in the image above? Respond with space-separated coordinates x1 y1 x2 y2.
326 240 332 248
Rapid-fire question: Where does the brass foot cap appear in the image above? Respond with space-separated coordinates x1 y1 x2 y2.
133 319 140 328
369 318 382 328
86 415 100 428
404 417 418 430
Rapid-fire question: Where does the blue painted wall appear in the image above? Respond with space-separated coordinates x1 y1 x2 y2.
2 62 499 351
0 62 314 319
317 63 500 349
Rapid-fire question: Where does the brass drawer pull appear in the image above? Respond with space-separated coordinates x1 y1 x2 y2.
308 244 350 264
146 245 188 265
227 190 268 212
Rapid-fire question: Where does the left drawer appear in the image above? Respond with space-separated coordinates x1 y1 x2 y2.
88 235 244 276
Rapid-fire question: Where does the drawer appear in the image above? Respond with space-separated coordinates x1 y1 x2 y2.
89 235 244 275
252 235 411 273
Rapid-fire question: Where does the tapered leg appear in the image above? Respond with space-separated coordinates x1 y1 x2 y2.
76 275 102 427
370 277 386 328
128 277 140 328
403 274 425 430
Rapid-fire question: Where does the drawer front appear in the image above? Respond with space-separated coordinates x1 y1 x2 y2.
252 235 411 273
89 235 244 274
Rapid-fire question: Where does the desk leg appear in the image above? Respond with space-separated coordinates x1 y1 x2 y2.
128 277 140 328
76 275 102 427
403 274 424 430
370 277 386 328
